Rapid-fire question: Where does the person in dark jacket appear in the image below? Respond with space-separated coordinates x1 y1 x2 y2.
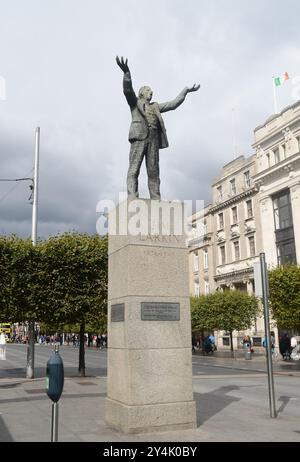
279 333 291 360
204 336 212 355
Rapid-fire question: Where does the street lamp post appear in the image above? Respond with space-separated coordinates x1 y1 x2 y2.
26 127 40 379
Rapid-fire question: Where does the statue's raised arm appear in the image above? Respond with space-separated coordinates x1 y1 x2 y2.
158 83 200 113
116 56 130 74
187 84 200 93
116 56 137 109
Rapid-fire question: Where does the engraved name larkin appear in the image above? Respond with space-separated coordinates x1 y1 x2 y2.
139 235 181 243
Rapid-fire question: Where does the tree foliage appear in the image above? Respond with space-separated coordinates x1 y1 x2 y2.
0 233 108 326
36 233 108 327
269 264 300 329
0 236 39 322
191 295 216 331
0 233 108 375
191 291 260 333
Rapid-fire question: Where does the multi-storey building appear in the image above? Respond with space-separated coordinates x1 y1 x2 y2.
253 101 300 267
188 205 215 298
188 101 300 350
188 155 265 349
211 154 263 296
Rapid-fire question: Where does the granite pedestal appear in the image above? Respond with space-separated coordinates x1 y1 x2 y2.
105 199 197 433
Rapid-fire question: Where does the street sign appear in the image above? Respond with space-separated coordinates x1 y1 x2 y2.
253 262 263 298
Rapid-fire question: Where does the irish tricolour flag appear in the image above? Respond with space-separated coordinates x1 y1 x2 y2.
274 72 290 87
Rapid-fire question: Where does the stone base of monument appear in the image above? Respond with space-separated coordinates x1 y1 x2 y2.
105 199 197 434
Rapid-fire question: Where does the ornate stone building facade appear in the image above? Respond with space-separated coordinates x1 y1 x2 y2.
253 101 300 268
188 101 300 350
188 205 215 299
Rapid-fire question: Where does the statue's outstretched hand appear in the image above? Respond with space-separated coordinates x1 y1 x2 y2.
116 56 130 73
187 84 200 93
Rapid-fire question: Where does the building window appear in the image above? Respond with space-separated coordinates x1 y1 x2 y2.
194 282 200 297
232 206 238 224
204 250 208 269
193 253 199 272
223 337 230 346
274 148 280 164
217 185 223 200
233 240 240 261
297 136 300 153
203 219 207 235
205 281 210 295
218 212 224 229
252 337 262 347
273 190 293 230
282 144 286 160
277 241 296 266
248 236 256 257
230 178 236 195
244 171 251 188
220 245 226 265
267 153 271 168
246 199 253 218
273 190 296 266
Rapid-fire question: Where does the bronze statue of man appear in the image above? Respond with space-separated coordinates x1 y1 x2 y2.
116 56 200 200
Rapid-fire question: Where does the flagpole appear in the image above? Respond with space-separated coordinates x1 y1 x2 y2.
231 107 238 160
272 77 279 114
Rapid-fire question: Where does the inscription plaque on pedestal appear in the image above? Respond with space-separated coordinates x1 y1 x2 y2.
141 302 180 321
111 303 125 322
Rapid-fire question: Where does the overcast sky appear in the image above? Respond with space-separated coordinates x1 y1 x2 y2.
0 0 299 237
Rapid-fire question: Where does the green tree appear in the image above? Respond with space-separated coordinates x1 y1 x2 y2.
191 294 219 355
0 233 108 377
191 291 260 356
191 295 218 331
0 236 41 378
0 236 38 323
214 290 260 356
269 265 300 330
37 233 108 376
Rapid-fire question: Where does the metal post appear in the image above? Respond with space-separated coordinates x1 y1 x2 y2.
231 107 238 160
260 253 277 418
51 402 59 442
32 127 40 247
26 321 35 379
272 77 279 114
26 127 40 379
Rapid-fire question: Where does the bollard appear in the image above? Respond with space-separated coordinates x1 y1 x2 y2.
244 344 252 360
46 345 64 442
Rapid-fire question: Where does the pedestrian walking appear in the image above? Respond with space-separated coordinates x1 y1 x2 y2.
209 333 217 352
279 333 291 360
0 331 7 360
262 335 276 358
204 336 212 355
242 335 252 347
96 335 101 349
290 335 299 360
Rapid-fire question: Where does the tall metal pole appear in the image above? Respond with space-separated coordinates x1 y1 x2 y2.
272 77 279 114
32 127 40 246
26 127 40 379
51 403 59 442
260 253 277 418
231 107 238 160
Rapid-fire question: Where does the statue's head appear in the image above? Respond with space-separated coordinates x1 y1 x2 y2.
138 86 153 102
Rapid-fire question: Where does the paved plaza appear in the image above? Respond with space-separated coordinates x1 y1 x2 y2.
1 344 300 442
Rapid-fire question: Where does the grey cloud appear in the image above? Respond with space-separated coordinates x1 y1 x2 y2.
1 0 300 237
